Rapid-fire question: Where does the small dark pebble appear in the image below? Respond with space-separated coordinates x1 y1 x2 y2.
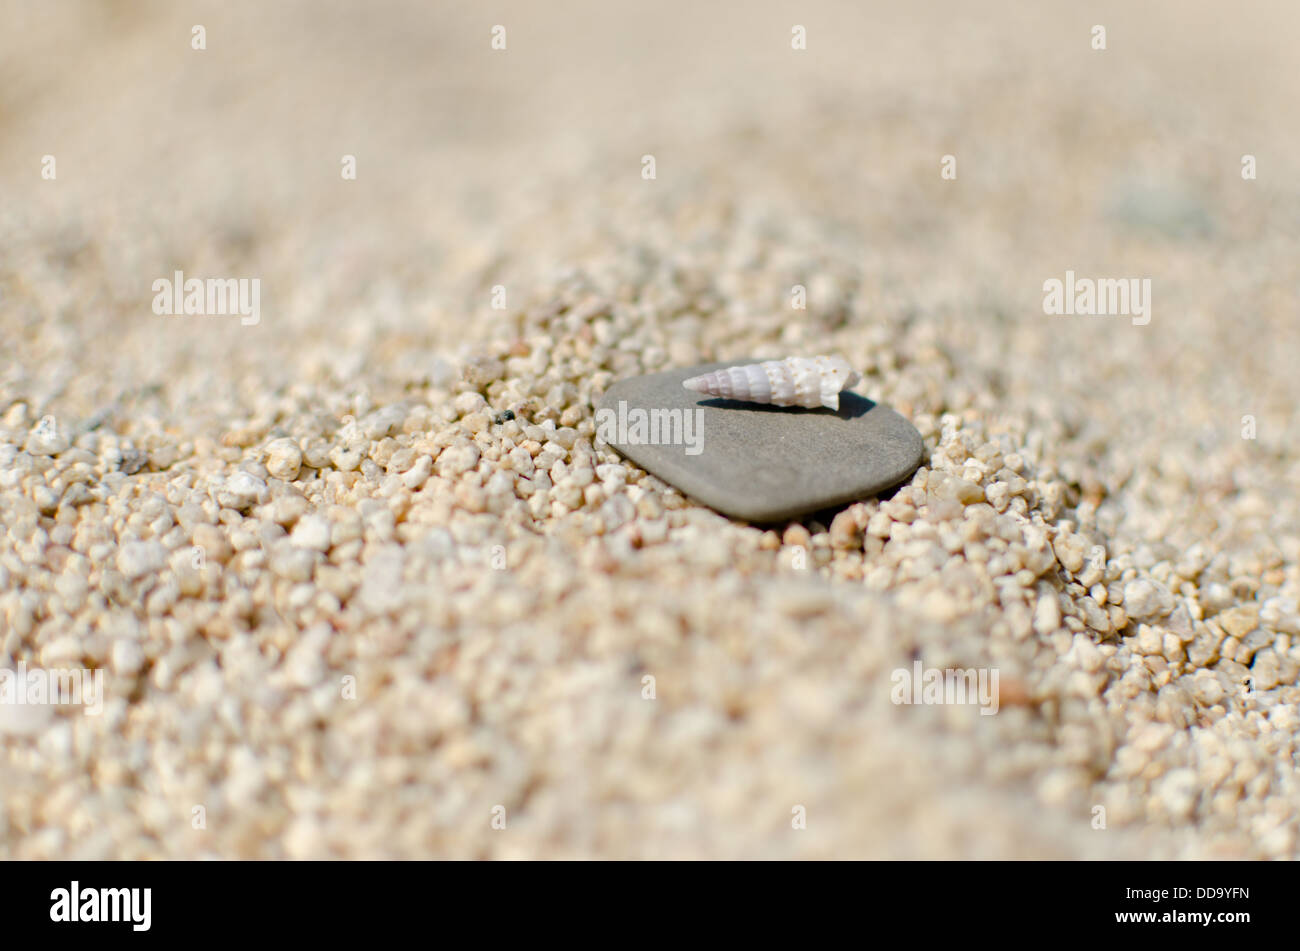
493 410 516 424
118 448 149 475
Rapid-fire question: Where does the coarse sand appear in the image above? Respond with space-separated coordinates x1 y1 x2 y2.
1 1 1298 858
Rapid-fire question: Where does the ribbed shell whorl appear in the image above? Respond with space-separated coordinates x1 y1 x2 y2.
682 356 860 411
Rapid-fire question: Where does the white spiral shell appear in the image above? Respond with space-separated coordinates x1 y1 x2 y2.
682 356 861 411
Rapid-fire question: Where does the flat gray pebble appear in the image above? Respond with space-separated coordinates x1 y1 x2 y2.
597 361 925 522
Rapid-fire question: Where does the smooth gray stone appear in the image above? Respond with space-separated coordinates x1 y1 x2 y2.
596 361 926 523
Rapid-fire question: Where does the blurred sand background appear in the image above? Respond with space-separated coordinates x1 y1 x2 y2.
1 0 1298 858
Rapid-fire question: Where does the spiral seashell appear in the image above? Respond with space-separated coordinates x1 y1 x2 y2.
682 356 861 411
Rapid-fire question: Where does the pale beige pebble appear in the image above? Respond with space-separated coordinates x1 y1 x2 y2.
116 540 166 580
39 633 86 667
1 402 29 428
565 464 593 487
283 815 326 859
282 625 330 688
24 419 71 456
829 510 862 550
1218 605 1259 640
290 515 332 552
551 480 584 509
505 445 535 477
401 454 433 489
511 438 541 461
191 523 233 563
513 476 539 499
484 469 515 497
1135 624 1164 656
0 696 55 735
1268 704 1299 732
782 524 811 548
229 525 260 552
267 494 308 527
1234 630 1271 666
537 447 565 473
110 637 146 675
1072 635 1103 673
576 483 603 511
146 441 179 470
659 489 687 511
462 355 505 387
526 490 551 519
547 427 578 450
1258 826 1296 858
1034 592 1061 635
1162 632 1185 664
630 492 661 520
1078 597 1110 634
1186 623 1223 667
940 477 985 505
386 447 416 474
931 497 965 522
144 576 181 615
1123 579 1174 620
628 518 665 545
263 438 303 480
217 470 269 511
1190 671 1227 705
270 543 316 582
1130 721 1174 754
328 445 364 472
60 483 94 507
541 381 576 410
315 565 355 601
1165 603 1194 642
1251 650 1281 691
302 438 331 469
1153 768 1198 820
452 391 489 416
866 511 892 539
436 443 480 477
33 484 60 515
1260 597 1300 636
54 571 89 612
1219 633 1248 664
595 462 626 485
1053 532 1087 574
175 563 204 597
455 482 488 513
1202 582 1235 613
1078 551 1107 589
